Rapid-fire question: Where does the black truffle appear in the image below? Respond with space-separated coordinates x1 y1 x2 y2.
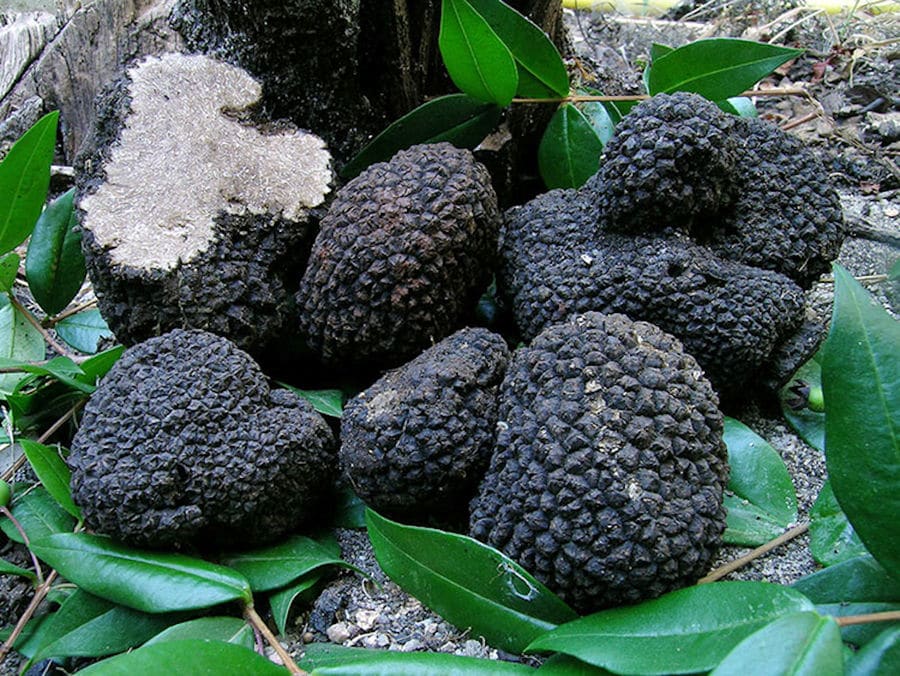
68 329 336 549
498 189 807 393
586 92 739 233
297 143 501 368
340 328 509 517
469 312 728 613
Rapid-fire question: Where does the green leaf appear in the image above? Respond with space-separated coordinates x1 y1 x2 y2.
367 509 576 654
0 111 58 254
822 264 900 579
722 418 798 546
527 581 814 674
144 617 254 650
28 589 179 664
0 556 36 581
466 0 568 98
25 188 85 315
537 654 615 674
439 0 518 105
650 42 674 62
889 258 900 281
578 101 617 147
79 344 124 383
0 486 76 544
331 487 367 529
341 94 502 179
816 601 900 647
19 439 81 519
780 355 825 452
847 626 900 676
710 611 843 676
0 355 92 393
809 480 867 567
269 572 323 636
792 554 900 603
281 384 344 418
220 533 347 592
75 639 289 675
300 643 536 674
55 308 114 354
0 252 19 293
647 38 802 99
538 104 604 189
0 300 46 393
719 96 758 117
30 532 252 613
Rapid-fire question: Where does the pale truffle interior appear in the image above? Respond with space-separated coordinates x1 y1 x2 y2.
80 53 332 271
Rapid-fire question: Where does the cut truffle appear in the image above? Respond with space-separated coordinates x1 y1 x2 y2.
340 328 510 518
499 189 808 394
76 53 333 358
470 312 729 613
297 143 500 369
586 92 739 233
68 329 336 549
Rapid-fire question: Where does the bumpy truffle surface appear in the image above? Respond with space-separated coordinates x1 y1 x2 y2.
68 329 336 549
587 92 739 232
499 189 807 393
470 312 728 613
297 143 500 368
709 116 845 288
340 328 509 517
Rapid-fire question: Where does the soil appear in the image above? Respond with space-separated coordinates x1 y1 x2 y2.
0 1 897 672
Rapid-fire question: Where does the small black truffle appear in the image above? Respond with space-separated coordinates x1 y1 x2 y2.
470 312 729 613
340 328 509 517
68 329 336 549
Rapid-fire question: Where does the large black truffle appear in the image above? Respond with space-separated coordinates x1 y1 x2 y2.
470 312 728 613
297 143 500 369
340 328 509 518
68 329 336 549
498 189 808 394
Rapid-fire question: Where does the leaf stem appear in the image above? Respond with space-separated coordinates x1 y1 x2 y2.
510 87 812 104
0 569 57 661
835 610 900 627
46 299 98 327
0 505 44 585
243 603 306 675
0 398 86 483
6 293 79 360
699 522 810 584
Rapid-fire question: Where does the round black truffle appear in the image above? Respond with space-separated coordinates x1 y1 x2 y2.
340 328 509 517
297 143 501 369
586 92 739 233
68 329 336 549
469 312 729 613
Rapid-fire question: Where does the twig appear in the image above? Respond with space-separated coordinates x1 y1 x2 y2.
0 506 44 586
1 398 86 483
47 299 98 327
781 111 820 131
821 274 889 284
699 522 810 584
243 603 306 675
6 294 79 361
835 610 900 627
0 569 58 661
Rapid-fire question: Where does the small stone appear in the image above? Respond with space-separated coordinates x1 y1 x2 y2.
361 632 390 649
461 639 483 656
402 639 424 652
355 608 379 631
301 632 315 644
326 621 353 643
421 619 438 636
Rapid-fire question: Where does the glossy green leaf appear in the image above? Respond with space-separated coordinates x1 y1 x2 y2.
144 617 254 650
0 486 76 544
0 556 36 581
0 252 19 293
650 42 674 62
0 354 92 393
366 509 576 653
809 480 867 566
25 188 85 315
0 111 58 254
28 589 178 664
0 300 46 393
30 532 252 612
301 643 535 674
79 344 124 383
76 639 289 676
537 654 614 674
341 94 502 179
889 258 900 281
792 554 900 603
19 439 80 519
647 38 802 99
780 355 825 451
440 0 518 105
55 308 114 354
847 626 900 676
719 96 758 117
822 264 900 579
710 611 843 676
538 104 604 189
816 601 900 647
281 384 344 418
527 581 814 674
269 572 323 636
331 487 367 529
466 0 568 97
579 101 617 147
722 418 798 546
221 533 347 592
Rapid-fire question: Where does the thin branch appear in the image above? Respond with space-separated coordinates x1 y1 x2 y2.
6 294 79 361
243 603 306 675
835 610 900 627
781 111 820 131
699 522 810 584
0 506 44 585
0 569 57 661
1 398 86 483
47 299 98 327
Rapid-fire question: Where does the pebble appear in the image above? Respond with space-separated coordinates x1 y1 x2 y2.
326 621 354 643
355 608 379 631
401 638 424 652
361 632 390 649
